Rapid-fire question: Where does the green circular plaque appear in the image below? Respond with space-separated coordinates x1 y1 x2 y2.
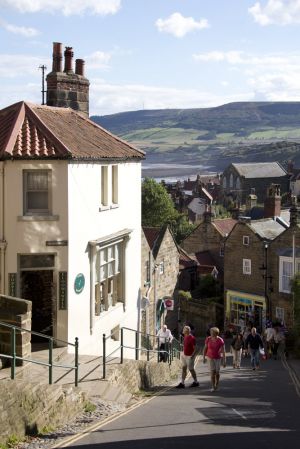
74 273 85 294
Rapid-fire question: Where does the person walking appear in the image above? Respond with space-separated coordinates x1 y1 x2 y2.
176 325 199 388
156 324 173 362
245 327 264 370
273 325 285 360
231 333 244 368
203 327 226 392
264 325 275 359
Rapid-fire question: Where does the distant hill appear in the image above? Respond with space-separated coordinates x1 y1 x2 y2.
91 102 300 171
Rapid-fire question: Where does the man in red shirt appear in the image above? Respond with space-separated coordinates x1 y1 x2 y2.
176 325 199 388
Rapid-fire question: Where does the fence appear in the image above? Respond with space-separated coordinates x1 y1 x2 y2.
102 327 182 379
0 320 79 386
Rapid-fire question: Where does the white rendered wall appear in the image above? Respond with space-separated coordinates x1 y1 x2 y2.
67 161 141 356
3 160 69 342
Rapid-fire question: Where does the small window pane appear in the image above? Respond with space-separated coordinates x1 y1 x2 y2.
20 254 55 269
27 192 48 209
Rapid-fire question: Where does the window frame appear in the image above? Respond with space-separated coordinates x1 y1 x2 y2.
23 169 51 216
279 256 300 293
243 235 250 246
243 258 251 275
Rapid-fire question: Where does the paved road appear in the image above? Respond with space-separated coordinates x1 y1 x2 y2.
56 355 300 449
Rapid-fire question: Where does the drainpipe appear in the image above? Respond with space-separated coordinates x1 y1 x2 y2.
89 242 97 335
0 162 7 294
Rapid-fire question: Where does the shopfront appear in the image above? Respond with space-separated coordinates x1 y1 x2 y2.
225 290 266 334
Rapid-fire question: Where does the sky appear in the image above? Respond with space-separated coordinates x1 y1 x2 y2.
0 0 300 116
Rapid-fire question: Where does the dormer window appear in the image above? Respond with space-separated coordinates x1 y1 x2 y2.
243 236 250 246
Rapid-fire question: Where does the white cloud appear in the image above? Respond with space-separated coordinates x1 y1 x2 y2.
155 12 209 38
0 19 39 36
84 51 112 70
89 79 253 116
249 0 300 26
193 50 287 65
0 0 121 16
0 54 49 77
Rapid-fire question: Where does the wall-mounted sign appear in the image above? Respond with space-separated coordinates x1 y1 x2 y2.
74 273 85 294
164 297 174 311
59 271 68 309
46 240 68 246
8 273 17 297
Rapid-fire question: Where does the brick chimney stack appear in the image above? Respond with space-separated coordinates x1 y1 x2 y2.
264 184 281 218
46 42 90 117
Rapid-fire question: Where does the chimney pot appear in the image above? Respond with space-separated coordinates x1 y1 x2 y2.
75 59 85 76
52 42 63 72
64 46 74 73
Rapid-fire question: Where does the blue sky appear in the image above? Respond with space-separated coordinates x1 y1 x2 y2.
0 0 300 116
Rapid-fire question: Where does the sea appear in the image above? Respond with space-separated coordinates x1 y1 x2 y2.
142 162 216 183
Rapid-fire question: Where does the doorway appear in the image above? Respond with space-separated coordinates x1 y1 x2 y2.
21 270 54 338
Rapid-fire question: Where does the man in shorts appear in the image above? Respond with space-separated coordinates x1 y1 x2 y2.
203 327 226 392
176 325 199 388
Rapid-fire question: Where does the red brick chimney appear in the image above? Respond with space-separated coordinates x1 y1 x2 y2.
264 184 281 218
75 59 85 76
64 47 74 73
46 42 90 116
52 42 63 72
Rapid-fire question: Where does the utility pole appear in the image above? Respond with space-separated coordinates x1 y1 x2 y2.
38 64 47 105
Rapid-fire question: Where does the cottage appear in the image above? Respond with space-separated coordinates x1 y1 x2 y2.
0 43 144 356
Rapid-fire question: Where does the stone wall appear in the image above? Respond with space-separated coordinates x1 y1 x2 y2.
0 295 32 366
0 380 85 445
107 358 181 393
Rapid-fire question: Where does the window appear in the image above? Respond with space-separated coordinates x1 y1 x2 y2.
236 177 241 189
243 236 250 246
159 261 164 275
23 170 51 215
219 244 224 257
112 165 118 204
95 243 122 312
279 257 300 293
101 166 108 206
222 177 227 189
243 258 251 275
229 174 233 188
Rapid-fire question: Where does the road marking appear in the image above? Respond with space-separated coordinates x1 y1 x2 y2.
282 356 300 398
54 354 201 448
232 408 247 420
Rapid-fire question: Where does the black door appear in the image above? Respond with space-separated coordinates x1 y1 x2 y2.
21 270 54 338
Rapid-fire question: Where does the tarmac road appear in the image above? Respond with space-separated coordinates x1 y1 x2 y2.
55 354 300 449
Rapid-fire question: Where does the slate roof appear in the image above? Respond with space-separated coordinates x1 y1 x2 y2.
247 218 286 241
143 227 160 250
178 247 198 270
232 162 287 178
0 101 144 161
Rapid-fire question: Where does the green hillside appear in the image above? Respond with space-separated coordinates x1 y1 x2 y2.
91 102 300 171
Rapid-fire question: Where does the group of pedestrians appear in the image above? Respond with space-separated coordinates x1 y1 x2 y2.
157 321 287 393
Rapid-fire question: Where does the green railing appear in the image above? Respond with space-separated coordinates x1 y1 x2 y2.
0 321 79 386
102 327 182 379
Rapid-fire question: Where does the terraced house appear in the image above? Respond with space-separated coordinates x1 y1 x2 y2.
0 43 144 356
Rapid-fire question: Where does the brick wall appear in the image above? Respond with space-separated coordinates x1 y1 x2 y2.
0 295 32 366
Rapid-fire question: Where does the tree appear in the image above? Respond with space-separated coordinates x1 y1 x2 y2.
142 178 195 243
142 178 178 227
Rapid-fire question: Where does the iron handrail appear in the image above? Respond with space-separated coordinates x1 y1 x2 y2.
0 320 79 386
102 326 183 379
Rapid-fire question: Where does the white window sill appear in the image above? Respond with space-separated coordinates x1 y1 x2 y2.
18 215 59 222
99 204 119 212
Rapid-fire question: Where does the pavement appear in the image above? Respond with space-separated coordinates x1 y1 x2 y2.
1 341 300 404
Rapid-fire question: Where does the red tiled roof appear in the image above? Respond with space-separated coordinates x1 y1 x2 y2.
212 218 237 237
143 227 160 250
0 101 144 160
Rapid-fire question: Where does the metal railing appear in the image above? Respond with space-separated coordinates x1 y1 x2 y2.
102 327 182 379
0 321 79 386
